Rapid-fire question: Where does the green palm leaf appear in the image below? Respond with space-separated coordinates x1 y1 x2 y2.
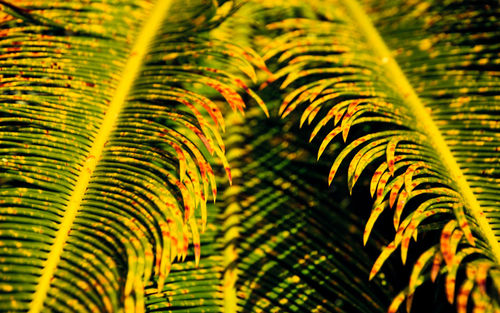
143 104 395 313
223 110 393 313
2 0 499 312
0 0 265 311
256 0 499 312
138 4 395 311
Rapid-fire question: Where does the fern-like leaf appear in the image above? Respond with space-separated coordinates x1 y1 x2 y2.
259 0 500 312
0 0 265 311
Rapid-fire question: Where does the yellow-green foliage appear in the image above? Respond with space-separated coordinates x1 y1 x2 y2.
0 0 498 313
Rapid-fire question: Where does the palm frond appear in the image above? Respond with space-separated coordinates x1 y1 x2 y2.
144 200 225 312
147 104 395 312
254 0 500 312
2 0 499 312
226 110 392 313
0 0 265 312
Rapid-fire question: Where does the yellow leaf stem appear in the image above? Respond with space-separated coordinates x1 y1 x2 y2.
29 0 173 311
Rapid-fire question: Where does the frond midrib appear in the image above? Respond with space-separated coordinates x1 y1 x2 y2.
342 0 500 262
28 1 173 311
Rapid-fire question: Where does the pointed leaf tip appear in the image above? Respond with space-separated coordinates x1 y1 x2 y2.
431 253 443 282
194 243 200 267
364 201 387 246
388 291 406 313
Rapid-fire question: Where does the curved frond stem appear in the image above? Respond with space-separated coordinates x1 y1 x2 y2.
28 1 173 311
342 0 500 263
